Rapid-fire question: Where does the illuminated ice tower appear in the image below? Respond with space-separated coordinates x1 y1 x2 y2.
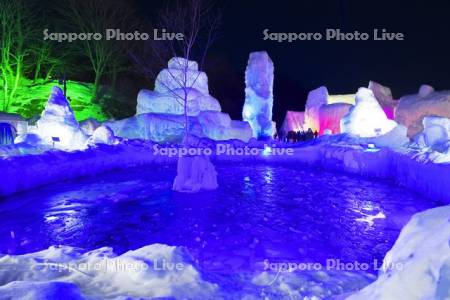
242 51 275 139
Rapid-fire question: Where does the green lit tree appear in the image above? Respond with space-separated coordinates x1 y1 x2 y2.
0 0 33 112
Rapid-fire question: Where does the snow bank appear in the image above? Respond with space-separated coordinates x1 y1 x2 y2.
0 244 216 299
242 51 275 139
341 88 397 137
347 205 450 300
2 137 450 203
172 155 218 193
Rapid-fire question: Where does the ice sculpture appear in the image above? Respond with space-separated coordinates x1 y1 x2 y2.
414 116 450 152
318 103 352 134
348 205 450 300
242 51 275 139
136 57 221 116
281 111 305 134
172 155 218 193
368 81 397 120
396 88 450 137
198 111 253 142
106 112 252 143
23 87 88 150
341 88 397 137
304 86 328 132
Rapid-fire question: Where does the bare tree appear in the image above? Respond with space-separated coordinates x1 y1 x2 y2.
55 0 135 101
130 0 221 143
0 0 34 112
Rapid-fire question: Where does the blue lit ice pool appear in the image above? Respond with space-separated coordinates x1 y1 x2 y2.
0 163 441 275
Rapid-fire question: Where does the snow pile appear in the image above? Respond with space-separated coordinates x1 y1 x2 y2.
414 116 450 153
348 205 450 300
0 244 216 299
366 125 409 149
242 51 275 139
341 88 397 137
251 270 374 300
395 88 450 137
173 155 218 193
87 125 118 145
80 118 101 135
17 87 88 150
136 57 221 116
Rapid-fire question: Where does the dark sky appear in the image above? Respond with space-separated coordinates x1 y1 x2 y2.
142 0 450 125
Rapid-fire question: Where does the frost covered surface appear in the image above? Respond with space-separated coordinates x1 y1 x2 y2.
242 51 275 139
341 88 397 138
348 205 450 300
0 244 217 299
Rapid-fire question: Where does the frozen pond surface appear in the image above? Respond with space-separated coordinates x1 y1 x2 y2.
0 163 442 274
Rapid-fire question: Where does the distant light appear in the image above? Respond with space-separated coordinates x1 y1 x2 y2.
262 146 272 156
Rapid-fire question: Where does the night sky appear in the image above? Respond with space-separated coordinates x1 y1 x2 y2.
142 0 450 125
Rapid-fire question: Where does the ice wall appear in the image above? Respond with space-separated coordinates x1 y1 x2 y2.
242 51 275 139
